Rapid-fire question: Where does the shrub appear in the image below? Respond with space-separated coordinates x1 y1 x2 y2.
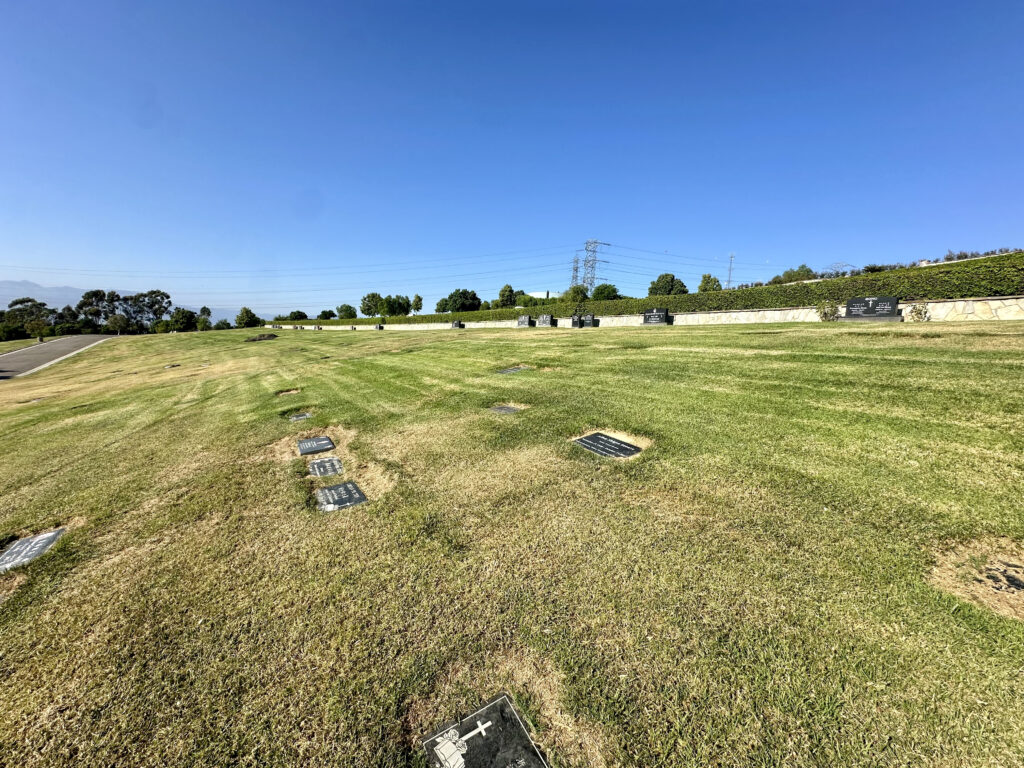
816 299 842 321
907 302 930 322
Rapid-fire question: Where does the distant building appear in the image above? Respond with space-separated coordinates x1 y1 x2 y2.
526 290 562 299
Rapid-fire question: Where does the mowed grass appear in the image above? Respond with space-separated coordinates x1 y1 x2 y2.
1 323 1023 768
0 338 41 355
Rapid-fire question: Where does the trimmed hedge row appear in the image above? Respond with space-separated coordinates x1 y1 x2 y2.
303 250 1024 326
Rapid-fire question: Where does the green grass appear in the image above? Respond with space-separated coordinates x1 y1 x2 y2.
1 323 1023 767
0 338 40 355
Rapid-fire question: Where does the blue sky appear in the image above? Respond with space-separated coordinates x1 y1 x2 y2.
1 0 1021 317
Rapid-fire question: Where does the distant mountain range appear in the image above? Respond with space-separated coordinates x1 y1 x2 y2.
0 280 236 322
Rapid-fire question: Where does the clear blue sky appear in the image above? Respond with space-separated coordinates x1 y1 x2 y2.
2 1 1021 317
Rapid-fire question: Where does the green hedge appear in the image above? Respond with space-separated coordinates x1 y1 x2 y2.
295 251 1024 326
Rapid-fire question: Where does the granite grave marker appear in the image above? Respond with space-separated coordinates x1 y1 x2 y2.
496 366 528 375
643 308 669 325
583 314 597 327
842 296 902 321
489 405 521 414
308 457 343 477
297 436 335 456
421 693 548 768
289 412 312 422
537 314 554 327
315 482 367 511
0 528 65 573
517 315 533 328
574 432 642 458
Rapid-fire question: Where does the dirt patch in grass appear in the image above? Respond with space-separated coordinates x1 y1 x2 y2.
0 572 28 604
275 388 300 396
930 538 1024 621
404 647 610 768
263 426 397 499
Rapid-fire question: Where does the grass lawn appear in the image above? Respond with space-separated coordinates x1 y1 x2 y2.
1 323 1023 767
0 338 40 355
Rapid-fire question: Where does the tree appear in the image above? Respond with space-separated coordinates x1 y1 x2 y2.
591 283 620 301
480 300 492 311
317 309 337 320
199 306 212 318
360 293 384 318
168 307 198 332
497 284 516 308
379 295 411 316
698 274 723 292
128 290 172 330
563 284 589 303
435 297 450 313
197 316 213 331
213 319 232 330
106 314 130 335
411 295 423 314
648 273 688 296
336 304 357 319
443 289 481 312
235 307 262 328
769 264 816 285
25 318 49 341
287 310 308 321
76 290 108 323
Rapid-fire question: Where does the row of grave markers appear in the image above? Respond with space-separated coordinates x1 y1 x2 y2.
293 366 642 766
271 298 902 335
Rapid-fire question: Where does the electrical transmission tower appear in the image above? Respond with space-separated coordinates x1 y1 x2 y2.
570 252 581 287
580 239 609 291
726 252 735 289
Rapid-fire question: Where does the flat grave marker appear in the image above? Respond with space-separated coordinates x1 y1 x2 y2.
315 482 367 511
164 364 180 369
496 366 528 375
574 432 642 459
297 436 335 456
421 692 548 768
289 412 312 422
489 405 521 414
308 456 343 477
0 528 65 573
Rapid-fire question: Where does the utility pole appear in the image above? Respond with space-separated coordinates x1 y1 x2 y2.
582 239 610 291
726 252 735 289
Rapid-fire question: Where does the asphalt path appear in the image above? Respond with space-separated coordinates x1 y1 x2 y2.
0 336 113 380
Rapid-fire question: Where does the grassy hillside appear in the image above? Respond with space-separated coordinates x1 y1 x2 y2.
309 249 1024 325
0 338 40 355
2 323 1023 767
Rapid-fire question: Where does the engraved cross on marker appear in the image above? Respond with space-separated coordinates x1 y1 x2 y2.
433 719 492 768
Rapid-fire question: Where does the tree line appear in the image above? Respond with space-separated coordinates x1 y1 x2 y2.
0 290 270 341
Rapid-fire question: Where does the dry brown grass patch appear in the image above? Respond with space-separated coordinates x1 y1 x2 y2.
0 572 28 605
930 537 1024 621
262 426 398 499
404 647 612 768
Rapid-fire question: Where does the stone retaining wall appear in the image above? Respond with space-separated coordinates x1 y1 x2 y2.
265 295 1024 332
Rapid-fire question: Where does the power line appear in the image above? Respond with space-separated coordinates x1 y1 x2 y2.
0 244 577 279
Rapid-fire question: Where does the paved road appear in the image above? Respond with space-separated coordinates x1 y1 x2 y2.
0 336 113 380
